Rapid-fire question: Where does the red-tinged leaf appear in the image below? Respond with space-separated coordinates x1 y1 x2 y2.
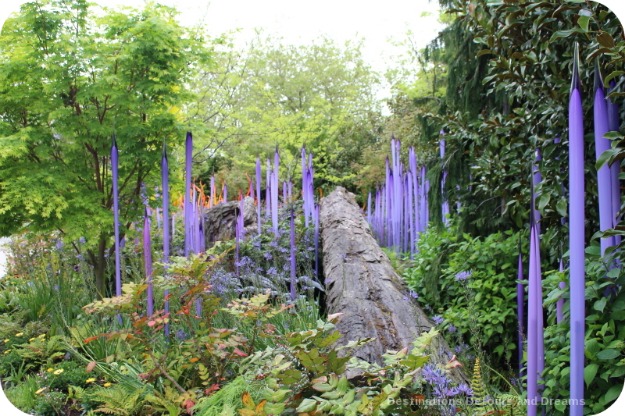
233 348 248 357
86 361 97 373
189 357 200 363
184 399 195 412
205 384 220 395
147 320 156 327
83 336 99 344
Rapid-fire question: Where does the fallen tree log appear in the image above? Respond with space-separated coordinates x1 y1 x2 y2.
319 187 467 383
204 197 256 247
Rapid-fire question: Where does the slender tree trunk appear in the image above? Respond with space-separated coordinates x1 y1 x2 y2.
90 233 108 299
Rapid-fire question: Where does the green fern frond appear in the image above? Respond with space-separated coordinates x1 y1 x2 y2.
144 393 182 416
88 384 147 416
471 358 487 406
193 376 263 416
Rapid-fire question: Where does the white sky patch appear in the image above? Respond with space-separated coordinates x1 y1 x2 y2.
2 1 625 73
2 0 443 75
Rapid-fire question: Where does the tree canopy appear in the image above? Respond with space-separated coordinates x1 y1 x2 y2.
0 0 210 295
186 34 384 193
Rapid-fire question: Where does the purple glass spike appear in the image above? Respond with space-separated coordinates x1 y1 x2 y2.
527 221 544 416
111 136 122 298
266 159 271 221
289 208 297 301
533 149 542 235
256 158 262 234
517 245 524 376
569 44 585 416
440 132 450 226
594 68 616 253
162 144 170 335
557 259 565 324
607 81 621 245
407 173 415 258
314 203 320 278
272 149 280 236
184 132 193 257
144 208 154 316
235 197 244 277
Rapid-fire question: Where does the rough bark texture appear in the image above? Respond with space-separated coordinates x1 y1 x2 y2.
320 187 466 383
204 197 256 247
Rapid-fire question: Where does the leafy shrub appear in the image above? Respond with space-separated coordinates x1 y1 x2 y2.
541 244 625 415
4 374 39 413
46 359 92 392
33 390 68 416
403 226 524 374
237 318 472 416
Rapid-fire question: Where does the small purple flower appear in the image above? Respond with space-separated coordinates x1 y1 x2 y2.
455 270 471 281
447 324 457 333
175 329 188 341
267 267 278 275
457 383 473 396
421 364 455 399
454 343 469 354
422 364 447 385
432 315 444 325
442 386 460 397
263 252 273 261
403 290 419 302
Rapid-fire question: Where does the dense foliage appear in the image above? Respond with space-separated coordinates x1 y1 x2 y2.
186 34 385 193
403 225 523 373
1 0 625 415
0 0 210 296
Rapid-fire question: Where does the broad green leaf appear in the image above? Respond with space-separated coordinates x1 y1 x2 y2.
596 349 621 360
577 15 590 32
604 384 623 403
584 363 599 386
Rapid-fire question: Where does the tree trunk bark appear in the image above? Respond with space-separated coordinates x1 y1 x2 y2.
320 187 467 384
203 197 256 247
91 233 107 299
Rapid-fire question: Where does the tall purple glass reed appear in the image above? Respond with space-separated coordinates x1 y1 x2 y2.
111 136 122 298
161 144 170 335
569 44 585 416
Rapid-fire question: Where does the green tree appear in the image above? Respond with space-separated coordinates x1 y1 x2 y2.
186 34 384 194
0 0 209 297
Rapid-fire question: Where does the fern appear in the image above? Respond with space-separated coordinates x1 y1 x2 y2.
144 393 182 416
471 358 487 407
87 384 147 416
193 376 264 416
